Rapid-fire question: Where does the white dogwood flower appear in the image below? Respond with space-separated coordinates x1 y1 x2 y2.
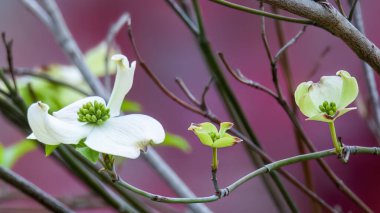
295 70 359 122
27 54 165 159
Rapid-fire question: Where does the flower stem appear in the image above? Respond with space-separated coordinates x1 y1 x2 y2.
212 148 218 170
328 122 342 154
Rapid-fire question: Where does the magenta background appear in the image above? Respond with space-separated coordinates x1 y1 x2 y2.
1 0 380 212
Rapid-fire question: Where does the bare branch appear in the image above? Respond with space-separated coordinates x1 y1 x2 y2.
273 26 307 64
210 0 313 24
22 0 107 97
0 166 73 213
349 0 380 144
260 0 380 74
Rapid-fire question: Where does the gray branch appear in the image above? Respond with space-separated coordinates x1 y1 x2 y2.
0 166 74 213
22 0 107 97
349 0 380 144
261 0 380 73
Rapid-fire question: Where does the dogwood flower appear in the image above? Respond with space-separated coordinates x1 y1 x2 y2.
188 122 242 148
27 54 165 159
295 70 358 122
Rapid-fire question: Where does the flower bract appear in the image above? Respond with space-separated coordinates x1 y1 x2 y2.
188 122 242 148
295 70 358 122
27 54 165 159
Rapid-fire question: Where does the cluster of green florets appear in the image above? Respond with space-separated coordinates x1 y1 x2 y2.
319 101 337 116
209 132 220 141
77 101 110 125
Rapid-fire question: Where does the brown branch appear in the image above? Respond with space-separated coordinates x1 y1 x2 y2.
260 0 380 74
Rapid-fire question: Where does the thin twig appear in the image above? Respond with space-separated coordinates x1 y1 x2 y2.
260 2 284 101
210 0 313 25
175 77 201 106
1 33 17 92
218 53 277 99
0 166 74 213
165 0 199 35
348 0 359 21
273 26 307 64
11 68 90 96
334 0 347 17
200 77 213 109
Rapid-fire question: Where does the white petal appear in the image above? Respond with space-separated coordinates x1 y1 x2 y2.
85 114 165 158
107 54 136 117
27 133 37 140
28 102 93 145
294 81 312 106
53 96 106 125
309 76 342 107
336 70 359 108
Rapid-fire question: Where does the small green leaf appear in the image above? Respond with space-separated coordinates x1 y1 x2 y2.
45 144 59 156
76 147 99 163
121 100 141 112
159 133 191 153
2 140 37 168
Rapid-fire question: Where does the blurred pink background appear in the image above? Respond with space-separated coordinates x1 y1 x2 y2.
1 0 380 212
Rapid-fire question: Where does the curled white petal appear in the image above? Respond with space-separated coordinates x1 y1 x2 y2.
85 114 165 158
28 102 93 145
107 54 136 117
53 96 106 125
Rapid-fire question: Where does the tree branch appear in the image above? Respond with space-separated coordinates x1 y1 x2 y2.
0 166 74 213
260 0 380 73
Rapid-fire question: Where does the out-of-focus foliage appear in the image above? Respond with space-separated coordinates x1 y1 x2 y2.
0 140 37 168
17 42 142 112
159 133 191 153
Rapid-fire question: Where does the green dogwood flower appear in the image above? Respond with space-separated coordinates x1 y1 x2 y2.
188 122 242 148
295 70 359 122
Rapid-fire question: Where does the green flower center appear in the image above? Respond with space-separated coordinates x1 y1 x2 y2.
209 132 220 141
319 101 337 116
77 101 110 125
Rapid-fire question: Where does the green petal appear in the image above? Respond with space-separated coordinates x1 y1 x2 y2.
194 131 213 147
213 133 242 148
298 92 320 118
188 122 218 135
219 122 233 137
294 81 312 106
336 70 359 108
334 107 357 120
